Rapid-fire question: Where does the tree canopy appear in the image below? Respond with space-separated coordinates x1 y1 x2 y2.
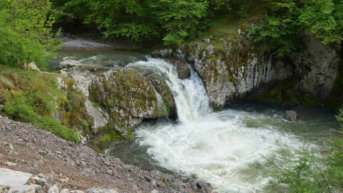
249 0 343 58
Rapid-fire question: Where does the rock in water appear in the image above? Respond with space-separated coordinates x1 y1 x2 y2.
285 110 297 121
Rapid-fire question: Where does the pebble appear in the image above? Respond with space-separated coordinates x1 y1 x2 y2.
4 143 14 154
24 188 35 193
31 175 48 186
61 189 71 193
86 188 118 193
48 184 59 193
70 190 84 193
4 161 17 166
0 186 10 193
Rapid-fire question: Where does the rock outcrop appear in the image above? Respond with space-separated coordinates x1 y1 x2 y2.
153 31 341 109
294 37 340 98
153 37 292 109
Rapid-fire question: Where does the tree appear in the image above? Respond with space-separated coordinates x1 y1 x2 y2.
0 0 59 68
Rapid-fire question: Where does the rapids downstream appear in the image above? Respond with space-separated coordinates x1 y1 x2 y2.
54 51 340 193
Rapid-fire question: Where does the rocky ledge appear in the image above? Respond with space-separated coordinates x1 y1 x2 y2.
0 115 212 193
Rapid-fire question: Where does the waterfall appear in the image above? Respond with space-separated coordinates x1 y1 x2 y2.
129 58 312 193
127 58 211 124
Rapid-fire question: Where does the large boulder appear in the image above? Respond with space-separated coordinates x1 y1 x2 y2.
89 68 172 137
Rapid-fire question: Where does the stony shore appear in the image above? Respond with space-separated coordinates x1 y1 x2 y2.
0 115 212 193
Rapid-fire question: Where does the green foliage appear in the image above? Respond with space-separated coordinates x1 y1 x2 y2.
52 0 239 45
0 0 60 68
273 151 331 193
249 0 343 57
268 110 343 192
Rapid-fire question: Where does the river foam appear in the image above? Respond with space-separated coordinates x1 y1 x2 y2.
136 110 306 193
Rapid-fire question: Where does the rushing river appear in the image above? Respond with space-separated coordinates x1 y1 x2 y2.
54 51 340 193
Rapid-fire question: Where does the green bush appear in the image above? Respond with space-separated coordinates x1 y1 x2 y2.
0 0 60 68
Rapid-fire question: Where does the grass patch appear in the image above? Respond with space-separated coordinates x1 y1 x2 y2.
0 65 81 143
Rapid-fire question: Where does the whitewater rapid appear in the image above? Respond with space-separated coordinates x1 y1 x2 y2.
127 58 311 193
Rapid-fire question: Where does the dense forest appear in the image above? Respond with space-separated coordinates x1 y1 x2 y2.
2 0 343 67
0 0 342 192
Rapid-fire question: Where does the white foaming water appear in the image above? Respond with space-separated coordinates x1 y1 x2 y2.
127 58 211 123
136 111 308 193
128 58 313 193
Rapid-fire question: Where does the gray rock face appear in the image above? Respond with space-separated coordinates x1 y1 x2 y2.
154 41 292 109
294 38 340 98
153 34 340 109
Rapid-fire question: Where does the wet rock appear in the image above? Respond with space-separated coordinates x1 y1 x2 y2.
285 110 297 121
175 61 190 79
89 69 164 137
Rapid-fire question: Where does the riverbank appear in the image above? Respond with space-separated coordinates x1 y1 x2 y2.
0 115 212 193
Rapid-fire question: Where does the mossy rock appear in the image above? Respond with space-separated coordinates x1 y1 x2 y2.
89 68 169 138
